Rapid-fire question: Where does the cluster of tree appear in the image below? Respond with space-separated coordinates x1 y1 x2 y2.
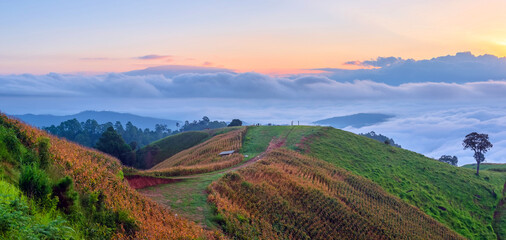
359 131 401 148
178 116 229 132
95 127 136 166
44 119 172 149
438 155 458 166
228 119 243 127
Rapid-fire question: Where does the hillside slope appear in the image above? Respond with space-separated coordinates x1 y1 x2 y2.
147 128 246 176
0 113 213 239
136 131 211 169
462 163 506 172
209 148 464 239
305 127 506 239
136 127 240 169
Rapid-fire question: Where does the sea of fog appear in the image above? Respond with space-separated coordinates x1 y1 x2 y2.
2 96 505 166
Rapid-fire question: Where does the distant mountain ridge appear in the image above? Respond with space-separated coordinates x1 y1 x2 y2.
314 113 394 128
124 65 233 78
12 110 180 130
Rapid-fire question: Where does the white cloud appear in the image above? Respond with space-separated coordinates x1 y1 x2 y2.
2 71 506 101
321 52 506 85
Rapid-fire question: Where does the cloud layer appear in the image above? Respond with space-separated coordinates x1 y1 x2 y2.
2 69 506 101
321 52 506 85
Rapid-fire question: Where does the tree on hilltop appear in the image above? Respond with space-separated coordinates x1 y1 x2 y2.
228 119 243 127
463 132 492 175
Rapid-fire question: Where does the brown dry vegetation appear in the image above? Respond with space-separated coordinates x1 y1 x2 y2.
208 148 465 240
0 113 219 239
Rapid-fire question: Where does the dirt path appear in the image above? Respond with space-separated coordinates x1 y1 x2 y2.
227 136 285 171
126 134 289 188
158 136 286 180
131 127 294 228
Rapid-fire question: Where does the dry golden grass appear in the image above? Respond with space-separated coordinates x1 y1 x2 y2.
1 113 219 239
209 148 465 240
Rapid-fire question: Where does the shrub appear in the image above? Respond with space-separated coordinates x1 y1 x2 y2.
52 176 77 214
19 164 51 201
21 150 38 166
79 191 138 238
36 137 51 169
115 210 139 235
0 180 72 239
2 131 21 163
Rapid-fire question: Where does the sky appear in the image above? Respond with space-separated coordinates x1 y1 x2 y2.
1 0 506 74
1 1 506 165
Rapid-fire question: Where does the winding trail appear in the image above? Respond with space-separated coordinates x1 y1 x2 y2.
148 136 286 181
130 128 295 227
126 127 294 188
172 126 295 179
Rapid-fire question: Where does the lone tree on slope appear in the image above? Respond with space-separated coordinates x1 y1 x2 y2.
463 132 493 175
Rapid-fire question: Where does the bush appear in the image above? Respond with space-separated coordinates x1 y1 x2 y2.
115 210 139 235
19 164 51 201
21 150 39 166
52 176 77 214
79 191 138 238
0 180 73 239
2 131 21 163
36 137 51 169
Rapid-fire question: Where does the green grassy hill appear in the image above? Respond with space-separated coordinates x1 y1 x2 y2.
304 127 506 239
462 163 506 172
136 131 210 169
129 125 505 239
209 148 464 239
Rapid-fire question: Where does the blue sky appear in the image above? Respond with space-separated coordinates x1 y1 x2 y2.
2 0 506 74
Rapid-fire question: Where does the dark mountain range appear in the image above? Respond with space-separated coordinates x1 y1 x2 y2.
124 65 233 78
12 110 180 130
314 113 394 128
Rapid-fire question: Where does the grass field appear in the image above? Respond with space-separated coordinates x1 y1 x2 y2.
241 125 320 159
306 127 506 239
209 148 464 239
462 163 506 172
131 125 505 239
138 173 225 229
494 184 506 240
136 126 320 229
